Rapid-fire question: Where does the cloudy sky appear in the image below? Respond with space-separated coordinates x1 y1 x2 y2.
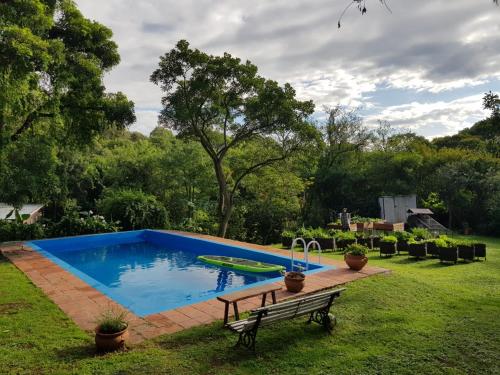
76 0 500 138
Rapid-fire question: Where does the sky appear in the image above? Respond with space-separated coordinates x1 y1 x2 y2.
76 0 500 138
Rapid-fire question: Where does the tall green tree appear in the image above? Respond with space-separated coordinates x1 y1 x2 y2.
151 40 317 237
0 0 135 150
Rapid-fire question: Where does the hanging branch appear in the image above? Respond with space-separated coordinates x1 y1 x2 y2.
338 0 391 28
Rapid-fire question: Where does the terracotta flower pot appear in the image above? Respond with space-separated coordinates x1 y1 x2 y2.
95 326 129 352
284 271 305 293
344 254 368 271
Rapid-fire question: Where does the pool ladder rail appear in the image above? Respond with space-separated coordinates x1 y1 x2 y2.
289 237 322 272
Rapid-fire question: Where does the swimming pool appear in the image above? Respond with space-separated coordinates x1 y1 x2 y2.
28 230 330 316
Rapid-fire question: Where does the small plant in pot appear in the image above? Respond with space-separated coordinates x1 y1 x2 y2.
284 271 306 293
95 309 129 352
281 230 295 248
311 228 333 251
379 235 397 257
344 243 369 271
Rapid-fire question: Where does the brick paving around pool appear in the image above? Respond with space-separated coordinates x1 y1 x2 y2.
1 230 390 344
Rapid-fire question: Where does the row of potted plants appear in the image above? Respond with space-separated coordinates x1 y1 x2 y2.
379 234 486 263
282 227 381 250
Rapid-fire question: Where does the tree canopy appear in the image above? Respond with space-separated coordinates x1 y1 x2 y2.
0 0 135 150
151 40 318 237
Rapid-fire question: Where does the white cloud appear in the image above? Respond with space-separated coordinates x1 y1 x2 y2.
75 0 500 136
365 94 490 138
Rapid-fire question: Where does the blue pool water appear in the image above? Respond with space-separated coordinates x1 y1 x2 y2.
28 230 330 316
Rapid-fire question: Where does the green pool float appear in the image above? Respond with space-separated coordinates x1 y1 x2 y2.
197 255 285 273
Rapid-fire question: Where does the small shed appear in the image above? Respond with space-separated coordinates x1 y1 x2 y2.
379 195 417 223
0 203 44 224
406 207 449 233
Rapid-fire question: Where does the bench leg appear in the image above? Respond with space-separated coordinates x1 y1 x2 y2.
236 328 258 351
233 302 240 321
261 293 267 307
223 302 229 325
308 309 336 332
271 291 277 304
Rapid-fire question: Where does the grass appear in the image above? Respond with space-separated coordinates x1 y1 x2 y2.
0 235 499 374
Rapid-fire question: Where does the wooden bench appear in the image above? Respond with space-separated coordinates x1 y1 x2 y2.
227 288 345 350
217 284 282 325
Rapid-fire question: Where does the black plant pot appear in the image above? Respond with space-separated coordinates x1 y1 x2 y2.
408 243 427 259
439 246 458 264
356 238 369 247
426 241 439 257
379 242 396 257
371 237 381 249
316 238 333 250
282 237 293 248
336 239 355 250
397 241 409 255
458 245 475 262
473 243 486 260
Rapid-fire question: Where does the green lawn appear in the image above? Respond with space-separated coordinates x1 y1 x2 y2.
1 235 499 375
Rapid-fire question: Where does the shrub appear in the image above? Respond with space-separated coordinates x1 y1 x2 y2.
296 226 313 238
0 220 45 242
311 227 330 239
281 230 295 239
434 238 451 248
49 214 120 237
334 230 356 241
410 227 432 240
95 310 128 334
381 235 398 243
344 243 369 256
394 231 412 242
98 189 168 230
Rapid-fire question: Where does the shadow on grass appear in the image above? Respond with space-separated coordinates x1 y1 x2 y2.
155 318 333 363
421 261 470 269
0 253 8 263
55 342 100 361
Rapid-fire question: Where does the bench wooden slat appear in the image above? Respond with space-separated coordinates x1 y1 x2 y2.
247 288 344 316
217 284 282 303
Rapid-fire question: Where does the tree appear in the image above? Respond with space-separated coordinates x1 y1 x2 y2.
483 91 500 118
0 0 135 150
321 106 373 167
151 40 317 237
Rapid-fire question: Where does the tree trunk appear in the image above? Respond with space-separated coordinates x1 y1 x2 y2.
213 159 234 238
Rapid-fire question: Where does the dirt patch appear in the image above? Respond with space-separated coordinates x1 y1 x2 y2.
0 302 33 315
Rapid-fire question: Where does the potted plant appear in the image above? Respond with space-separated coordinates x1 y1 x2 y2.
408 238 427 260
312 228 333 251
394 231 412 254
410 227 432 241
281 230 295 248
473 242 486 260
436 237 458 264
354 232 367 246
334 231 356 251
425 238 439 257
344 243 369 271
296 227 313 244
284 271 305 293
370 235 381 249
456 239 474 262
379 235 397 257
95 310 129 352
